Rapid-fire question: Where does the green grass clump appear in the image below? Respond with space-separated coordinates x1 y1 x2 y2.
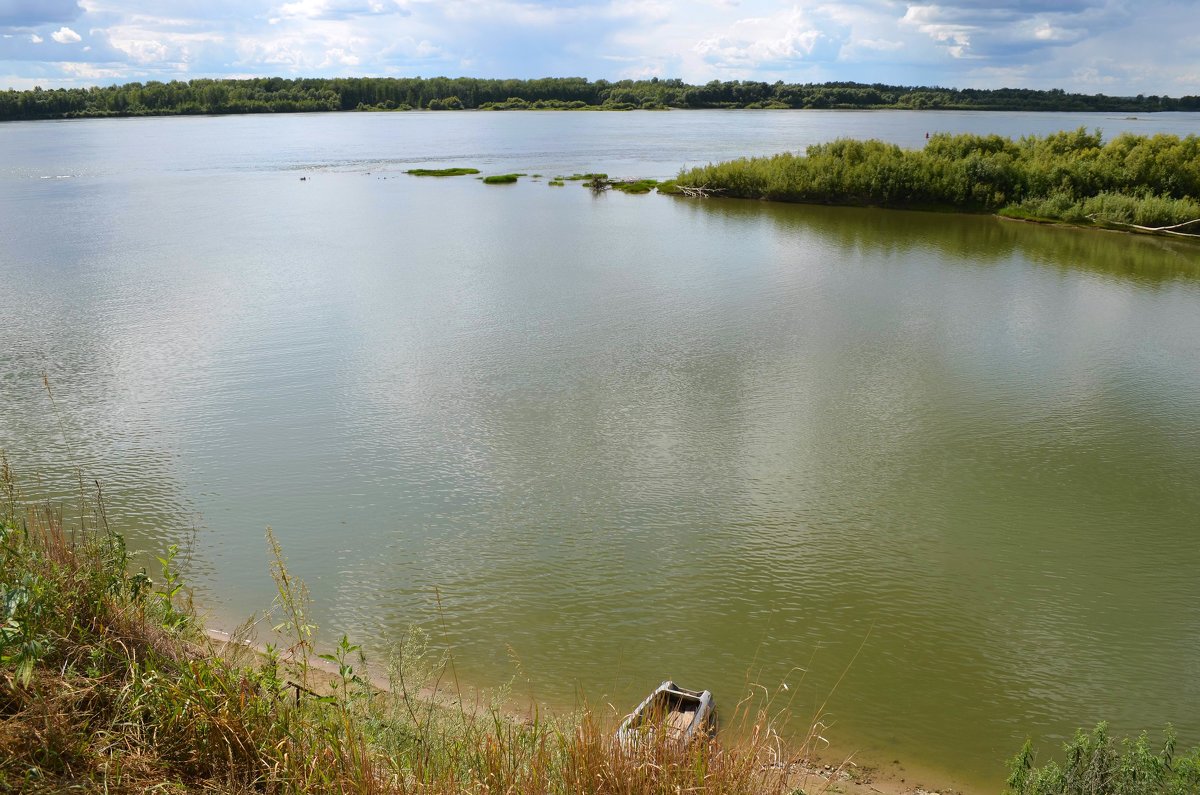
548 179 565 186
1007 723 1200 795
558 174 662 194
611 179 660 194
405 167 481 177
676 130 1200 233
482 174 521 184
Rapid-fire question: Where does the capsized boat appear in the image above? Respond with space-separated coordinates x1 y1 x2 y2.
616 680 715 748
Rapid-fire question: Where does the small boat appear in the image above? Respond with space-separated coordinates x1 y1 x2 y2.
616 680 715 748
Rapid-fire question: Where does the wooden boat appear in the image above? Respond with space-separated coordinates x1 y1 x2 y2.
616 680 715 748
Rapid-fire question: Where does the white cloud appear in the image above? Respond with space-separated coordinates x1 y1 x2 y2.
51 26 82 44
694 7 844 69
58 61 127 78
275 0 407 21
901 1 1119 60
116 37 168 62
901 5 972 56
319 46 359 67
849 38 903 53
30 33 43 43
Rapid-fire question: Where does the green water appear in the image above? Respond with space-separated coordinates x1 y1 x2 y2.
2 111 1199 791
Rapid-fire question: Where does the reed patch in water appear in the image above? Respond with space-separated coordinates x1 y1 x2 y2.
406 167 481 177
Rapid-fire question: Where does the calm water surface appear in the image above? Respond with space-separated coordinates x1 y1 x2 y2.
2 110 1199 790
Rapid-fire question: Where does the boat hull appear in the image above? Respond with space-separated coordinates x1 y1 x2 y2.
616 680 715 749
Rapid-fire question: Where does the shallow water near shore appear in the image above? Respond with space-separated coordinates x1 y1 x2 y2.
2 109 1199 791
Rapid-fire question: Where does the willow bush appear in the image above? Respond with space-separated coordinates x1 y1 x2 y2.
1007 724 1200 795
676 129 1200 229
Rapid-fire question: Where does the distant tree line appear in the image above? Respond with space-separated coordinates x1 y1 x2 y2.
2 76 1199 121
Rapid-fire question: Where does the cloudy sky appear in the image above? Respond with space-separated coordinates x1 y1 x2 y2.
1 0 1196 95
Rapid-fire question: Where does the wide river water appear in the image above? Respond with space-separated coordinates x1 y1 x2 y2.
2 109 1199 790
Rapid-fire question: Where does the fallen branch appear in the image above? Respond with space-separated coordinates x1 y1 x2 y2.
1088 215 1200 238
677 184 724 199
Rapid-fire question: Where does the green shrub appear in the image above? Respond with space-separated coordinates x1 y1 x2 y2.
1007 723 1200 795
676 130 1200 230
426 96 464 110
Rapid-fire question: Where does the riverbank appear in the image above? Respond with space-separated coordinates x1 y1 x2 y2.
673 130 1200 237
0 466 956 794
207 623 980 795
204 611 988 795
7 460 1200 793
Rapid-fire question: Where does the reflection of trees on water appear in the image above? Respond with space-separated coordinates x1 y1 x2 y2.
680 198 1200 285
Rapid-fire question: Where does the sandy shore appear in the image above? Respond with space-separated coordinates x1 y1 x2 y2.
205 624 987 795
789 756 978 795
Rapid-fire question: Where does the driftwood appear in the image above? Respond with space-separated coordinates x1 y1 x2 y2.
1088 215 1200 238
677 184 724 199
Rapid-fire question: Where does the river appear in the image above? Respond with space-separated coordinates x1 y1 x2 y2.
2 109 1199 791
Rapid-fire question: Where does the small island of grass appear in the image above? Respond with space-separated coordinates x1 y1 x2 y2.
675 129 1200 236
610 178 661 194
482 173 522 184
405 167 481 176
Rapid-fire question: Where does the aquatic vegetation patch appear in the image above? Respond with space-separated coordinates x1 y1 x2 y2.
405 167 481 176
611 179 661 194
482 173 521 184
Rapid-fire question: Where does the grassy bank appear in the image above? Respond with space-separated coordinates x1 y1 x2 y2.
675 130 1200 234
0 459 839 794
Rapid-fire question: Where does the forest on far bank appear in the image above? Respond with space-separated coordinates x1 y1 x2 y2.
3 75 1199 121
